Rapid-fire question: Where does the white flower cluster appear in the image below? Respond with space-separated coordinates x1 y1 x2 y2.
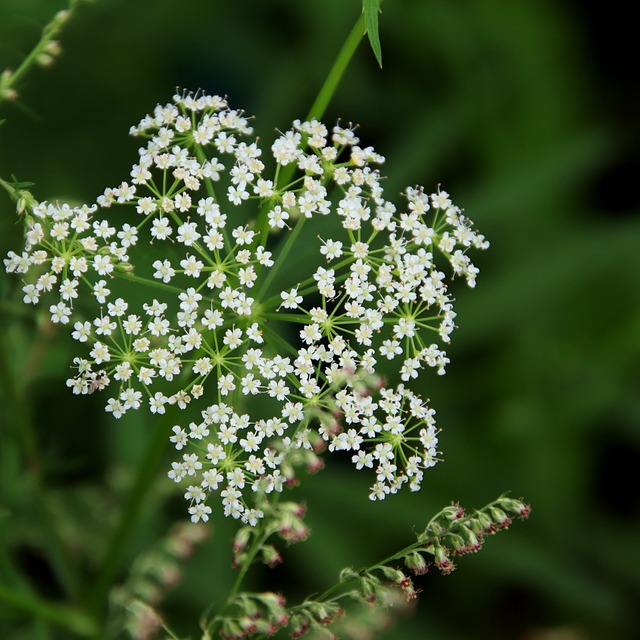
4 91 489 524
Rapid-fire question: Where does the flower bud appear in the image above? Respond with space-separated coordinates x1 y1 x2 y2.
36 52 56 68
379 566 405 583
126 600 164 640
231 550 247 569
460 527 482 553
433 545 455 575
168 522 209 558
157 562 181 589
232 526 252 553
220 618 244 640
16 190 38 215
403 551 429 575
357 574 381 603
238 615 260 635
0 69 17 101
441 503 465 521
305 451 324 473
290 614 311 639
308 601 342 625
261 544 283 568
421 520 444 539
498 498 531 519
276 501 310 543
489 506 511 529
471 510 494 533
448 527 482 555
258 592 289 627
44 40 62 57
52 9 70 26
278 518 309 544
398 576 418 600
114 261 134 273
447 533 466 553
339 566 358 582
280 501 307 519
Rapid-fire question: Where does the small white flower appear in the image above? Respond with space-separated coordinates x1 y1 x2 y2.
151 217 172 240
49 302 71 324
280 287 302 309
93 255 113 276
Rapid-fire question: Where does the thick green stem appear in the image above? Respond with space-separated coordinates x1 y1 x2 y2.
305 12 367 122
207 495 281 637
273 12 368 197
250 8 370 311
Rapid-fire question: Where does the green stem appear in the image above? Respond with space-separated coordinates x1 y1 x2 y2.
251 8 369 305
207 496 282 637
115 269 185 295
305 12 367 122
227 529 271 604
0 176 15 197
86 420 170 626
0 583 97 637
259 322 300 359
207 540 265 637
306 498 512 609
0 1 84 104
272 11 368 199
256 217 306 300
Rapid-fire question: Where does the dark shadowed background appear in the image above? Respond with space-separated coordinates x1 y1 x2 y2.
1 1 639 638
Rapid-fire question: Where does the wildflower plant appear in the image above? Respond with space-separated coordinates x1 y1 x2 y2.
5 89 488 523
0 2 529 638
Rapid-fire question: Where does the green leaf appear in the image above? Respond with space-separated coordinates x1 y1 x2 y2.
363 0 383 68
10 174 35 190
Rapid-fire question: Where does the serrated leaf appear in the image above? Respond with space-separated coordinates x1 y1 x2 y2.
363 0 383 68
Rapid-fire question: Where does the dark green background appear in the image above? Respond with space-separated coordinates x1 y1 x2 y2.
1 1 639 638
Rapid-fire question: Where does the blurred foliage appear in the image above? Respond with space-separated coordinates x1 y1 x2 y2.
1 0 639 638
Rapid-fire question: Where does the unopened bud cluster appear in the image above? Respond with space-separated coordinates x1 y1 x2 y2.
289 601 344 639
411 496 531 576
215 592 289 640
232 500 309 569
4 90 489 525
0 2 77 104
200 496 528 639
302 497 529 638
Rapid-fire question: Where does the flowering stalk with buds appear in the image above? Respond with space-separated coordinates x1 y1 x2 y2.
0 0 90 105
0 2 529 638
201 496 530 640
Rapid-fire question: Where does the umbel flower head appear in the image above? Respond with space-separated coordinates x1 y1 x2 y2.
4 90 489 525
